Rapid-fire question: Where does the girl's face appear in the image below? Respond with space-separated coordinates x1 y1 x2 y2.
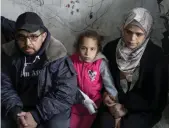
79 37 98 62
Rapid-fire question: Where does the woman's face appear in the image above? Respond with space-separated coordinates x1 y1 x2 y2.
123 24 146 49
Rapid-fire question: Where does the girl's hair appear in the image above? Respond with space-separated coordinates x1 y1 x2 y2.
74 30 103 52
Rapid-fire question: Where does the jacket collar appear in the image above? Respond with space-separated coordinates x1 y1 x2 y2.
2 36 67 63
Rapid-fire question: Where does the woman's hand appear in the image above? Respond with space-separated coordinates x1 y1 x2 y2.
115 118 121 128
103 91 127 118
109 103 127 118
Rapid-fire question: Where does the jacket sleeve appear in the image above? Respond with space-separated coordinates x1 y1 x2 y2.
100 59 118 99
1 62 23 120
35 56 78 121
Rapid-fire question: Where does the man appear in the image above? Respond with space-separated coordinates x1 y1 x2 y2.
1 12 78 128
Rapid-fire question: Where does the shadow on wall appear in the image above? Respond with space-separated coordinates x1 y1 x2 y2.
158 0 169 55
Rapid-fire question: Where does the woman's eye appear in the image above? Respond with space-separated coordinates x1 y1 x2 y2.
126 30 132 34
136 33 144 37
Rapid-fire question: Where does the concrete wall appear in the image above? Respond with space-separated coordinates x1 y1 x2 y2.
1 0 168 54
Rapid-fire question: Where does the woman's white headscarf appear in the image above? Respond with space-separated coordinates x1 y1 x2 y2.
116 7 153 80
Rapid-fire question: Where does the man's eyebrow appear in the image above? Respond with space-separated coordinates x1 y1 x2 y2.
18 32 40 36
16 33 27 36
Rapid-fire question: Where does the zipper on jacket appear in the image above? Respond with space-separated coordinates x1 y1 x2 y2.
37 61 49 98
13 58 21 90
81 62 85 91
14 64 19 90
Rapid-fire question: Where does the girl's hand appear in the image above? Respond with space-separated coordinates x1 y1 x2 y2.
103 92 116 107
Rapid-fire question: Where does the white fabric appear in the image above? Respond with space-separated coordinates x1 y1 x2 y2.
79 89 97 114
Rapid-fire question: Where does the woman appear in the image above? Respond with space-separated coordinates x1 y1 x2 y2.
98 7 168 128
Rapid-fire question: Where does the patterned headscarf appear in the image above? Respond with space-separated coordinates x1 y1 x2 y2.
116 8 153 79
123 7 153 36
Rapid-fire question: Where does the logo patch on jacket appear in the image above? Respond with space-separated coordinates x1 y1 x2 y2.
88 70 97 81
20 70 41 77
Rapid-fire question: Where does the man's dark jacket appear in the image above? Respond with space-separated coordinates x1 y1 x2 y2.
1 36 78 123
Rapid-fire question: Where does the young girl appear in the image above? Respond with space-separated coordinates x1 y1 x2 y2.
70 30 118 128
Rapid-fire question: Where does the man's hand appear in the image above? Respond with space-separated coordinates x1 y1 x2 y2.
17 112 37 128
17 112 28 128
25 112 37 128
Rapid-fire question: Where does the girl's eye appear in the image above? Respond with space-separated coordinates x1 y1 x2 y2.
81 47 86 50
